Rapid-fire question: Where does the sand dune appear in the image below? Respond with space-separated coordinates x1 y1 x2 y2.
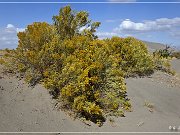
0 59 180 135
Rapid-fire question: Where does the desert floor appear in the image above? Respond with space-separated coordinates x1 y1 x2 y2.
0 59 180 135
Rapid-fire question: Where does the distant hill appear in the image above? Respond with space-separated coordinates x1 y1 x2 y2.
142 41 167 53
141 40 180 53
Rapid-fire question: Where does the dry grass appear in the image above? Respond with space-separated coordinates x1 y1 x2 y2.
0 49 7 57
144 100 155 113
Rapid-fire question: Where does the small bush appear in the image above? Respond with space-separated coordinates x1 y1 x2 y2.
153 45 172 58
153 46 173 74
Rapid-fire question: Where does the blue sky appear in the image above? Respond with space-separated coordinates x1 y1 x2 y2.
0 2 180 49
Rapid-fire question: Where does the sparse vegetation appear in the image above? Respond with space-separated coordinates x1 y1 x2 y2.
144 101 154 109
2 6 173 125
171 51 180 59
153 46 174 74
153 45 172 58
144 101 154 113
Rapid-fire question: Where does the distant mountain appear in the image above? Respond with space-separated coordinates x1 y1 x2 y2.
141 40 176 53
143 41 165 51
141 40 180 52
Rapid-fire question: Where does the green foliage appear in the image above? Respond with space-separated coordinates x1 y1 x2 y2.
42 37 129 123
53 5 100 40
0 58 5 65
153 46 173 74
2 6 173 125
153 45 172 58
105 37 155 77
5 22 55 84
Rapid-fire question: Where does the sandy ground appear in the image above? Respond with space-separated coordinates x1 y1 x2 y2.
0 59 180 135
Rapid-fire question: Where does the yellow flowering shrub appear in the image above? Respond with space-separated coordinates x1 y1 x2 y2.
2 6 172 125
153 51 173 74
105 37 155 77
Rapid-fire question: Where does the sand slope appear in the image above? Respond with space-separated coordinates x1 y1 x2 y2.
0 60 180 135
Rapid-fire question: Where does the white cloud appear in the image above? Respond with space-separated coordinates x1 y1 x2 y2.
79 26 91 32
79 26 87 32
96 32 119 39
111 17 180 47
0 24 25 49
6 24 15 29
5 24 16 34
16 28 25 33
97 32 118 36
115 17 180 33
